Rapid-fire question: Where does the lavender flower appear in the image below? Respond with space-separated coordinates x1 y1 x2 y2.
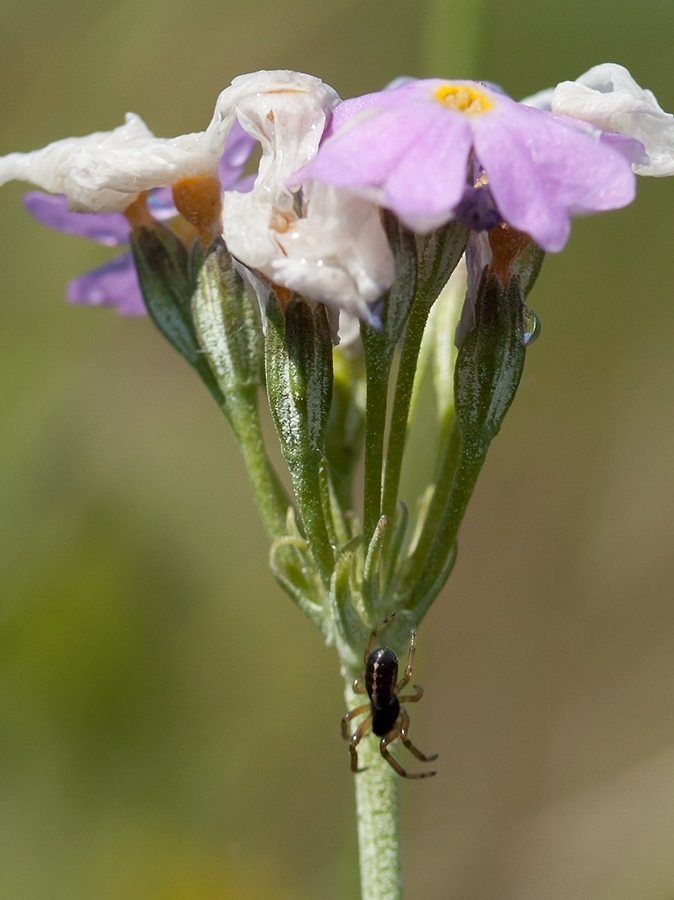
295 78 644 252
20 124 256 315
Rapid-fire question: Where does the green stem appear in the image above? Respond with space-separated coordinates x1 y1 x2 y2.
343 673 403 900
381 300 433 524
408 421 461 569
408 441 486 609
440 446 486 545
288 458 335 588
362 356 392 546
226 387 291 541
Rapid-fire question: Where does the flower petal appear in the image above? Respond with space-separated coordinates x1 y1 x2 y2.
0 100 243 213
0 72 324 217
551 63 674 176
299 104 473 233
222 70 340 214
217 119 257 189
520 87 554 110
225 181 393 319
0 114 159 212
472 101 636 251
219 71 390 318
66 253 145 315
146 186 178 220
23 191 131 244
269 182 395 319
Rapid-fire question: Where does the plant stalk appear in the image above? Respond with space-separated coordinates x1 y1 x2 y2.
343 673 403 900
225 387 291 541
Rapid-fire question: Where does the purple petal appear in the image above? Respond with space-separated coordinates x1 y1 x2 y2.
454 185 502 231
147 186 177 220
547 110 648 169
66 253 146 316
301 104 472 232
472 101 636 251
379 109 473 230
325 82 429 138
219 119 257 190
232 173 255 194
326 94 392 137
23 191 131 245
599 130 648 167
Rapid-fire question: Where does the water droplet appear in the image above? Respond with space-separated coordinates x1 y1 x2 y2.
521 304 541 346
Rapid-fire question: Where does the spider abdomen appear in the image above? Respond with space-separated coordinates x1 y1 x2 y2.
372 695 400 737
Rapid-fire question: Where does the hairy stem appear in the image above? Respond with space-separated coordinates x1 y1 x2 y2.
343 673 403 900
381 298 433 524
287 458 335 587
227 387 291 540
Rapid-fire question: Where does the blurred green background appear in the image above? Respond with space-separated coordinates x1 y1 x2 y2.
2 1 674 898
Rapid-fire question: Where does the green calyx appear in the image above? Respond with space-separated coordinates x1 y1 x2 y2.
130 218 536 657
455 270 527 455
264 294 336 588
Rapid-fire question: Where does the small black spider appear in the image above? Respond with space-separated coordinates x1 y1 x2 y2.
341 612 438 779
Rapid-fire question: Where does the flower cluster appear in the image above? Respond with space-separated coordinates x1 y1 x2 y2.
1 64 672 326
2 65 674 847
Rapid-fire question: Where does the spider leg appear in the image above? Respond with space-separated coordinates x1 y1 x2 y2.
364 612 397 664
349 714 372 772
399 684 423 703
399 707 438 766
379 727 407 777
352 672 368 694
396 625 416 691
379 717 435 778
341 703 371 740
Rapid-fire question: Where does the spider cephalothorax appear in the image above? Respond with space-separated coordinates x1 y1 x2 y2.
341 612 437 779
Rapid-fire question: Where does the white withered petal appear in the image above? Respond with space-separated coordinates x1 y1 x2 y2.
220 71 394 320
532 64 674 177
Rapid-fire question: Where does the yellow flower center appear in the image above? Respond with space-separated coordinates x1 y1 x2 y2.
433 83 493 115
